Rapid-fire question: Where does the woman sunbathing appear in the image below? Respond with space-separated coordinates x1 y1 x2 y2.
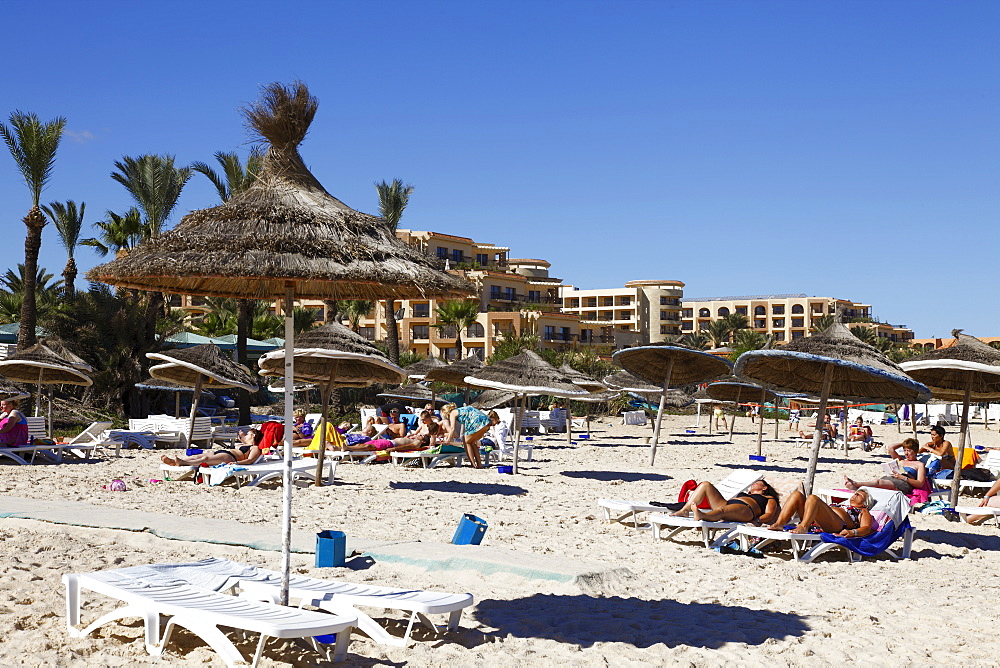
965 477 1000 524
669 479 781 524
845 439 926 494
161 429 264 467
766 488 877 536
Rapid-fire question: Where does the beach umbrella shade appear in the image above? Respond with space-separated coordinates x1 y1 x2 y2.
259 323 405 485
690 387 733 435
612 344 733 465
735 322 930 494
471 388 520 410
604 369 689 429
86 82 473 604
567 389 620 438
147 344 258 442
424 355 487 406
900 329 1000 506
464 350 589 473
403 356 449 380
136 377 216 417
0 343 93 435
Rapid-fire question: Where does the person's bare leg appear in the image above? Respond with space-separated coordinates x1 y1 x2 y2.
791 496 850 533
671 482 725 517
161 454 179 466
767 490 805 530
844 475 896 491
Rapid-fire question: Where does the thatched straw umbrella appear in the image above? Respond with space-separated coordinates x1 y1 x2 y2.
87 82 473 603
612 344 733 465
377 384 447 406
901 329 1000 506
603 369 688 431
404 357 449 380
689 387 732 436
0 376 29 402
147 344 258 443
471 389 519 410
259 323 405 485
707 380 784 456
464 350 589 473
735 322 930 494
0 343 93 436
424 355 486 406
135 378 215 418
556 363 606 445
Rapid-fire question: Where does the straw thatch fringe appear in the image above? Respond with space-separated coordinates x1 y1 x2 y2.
612 345 733 387
0 344 93 386
424 356 485 387
404 356 449 379
465 350 590 397
147 344 258 390
901 329 1000 399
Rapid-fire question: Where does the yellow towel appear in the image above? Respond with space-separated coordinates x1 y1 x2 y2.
307 422 346 450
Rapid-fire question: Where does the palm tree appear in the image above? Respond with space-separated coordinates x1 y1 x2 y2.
338 300 375 332
487 330 539 364
375 179 414 364
434 299 480 359
679 331 710 350
111 154 191 238
729 329 773 361
191 148 263 202
1 265 62 296
706 319 731 348
849 325 878 345
41 200 85 298
293 306 318 334
722 312 749 332
190 150 262 425
0 111 66 349
80 208 145 257
811 314 836 334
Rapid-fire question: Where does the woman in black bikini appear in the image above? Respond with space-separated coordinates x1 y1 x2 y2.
161 429 264 467
670 480 781 524
766 488 876 536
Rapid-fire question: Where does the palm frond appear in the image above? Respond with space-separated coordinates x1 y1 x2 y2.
190 161 229 202
80 208 145 257
42 199 86 252
0 111 66 206
111 154 192 236
374 178 414 230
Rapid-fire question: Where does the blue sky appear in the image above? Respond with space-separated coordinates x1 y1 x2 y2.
1 1 996 339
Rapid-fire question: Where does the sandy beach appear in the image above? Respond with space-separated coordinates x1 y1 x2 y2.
1 412 998 666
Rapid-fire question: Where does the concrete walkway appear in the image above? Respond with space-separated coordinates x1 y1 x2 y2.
0 495 626 585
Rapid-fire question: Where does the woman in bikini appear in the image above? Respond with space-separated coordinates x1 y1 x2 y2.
669 479 781 524
161 429 264 466
766 487 877 536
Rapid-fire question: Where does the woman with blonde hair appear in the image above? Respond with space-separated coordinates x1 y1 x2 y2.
441 403 490 469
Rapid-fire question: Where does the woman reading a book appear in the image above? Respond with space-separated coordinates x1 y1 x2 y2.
844 439 926 494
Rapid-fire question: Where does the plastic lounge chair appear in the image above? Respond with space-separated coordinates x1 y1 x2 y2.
646 470 768 545
62 421 118 458
955 505 1000 526
599 470 763 531
64 568 356 666
389 450 467 468
135 557 473 648
737 486 915 562
202 458 336 487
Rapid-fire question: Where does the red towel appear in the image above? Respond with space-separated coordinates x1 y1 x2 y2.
258 421 284 452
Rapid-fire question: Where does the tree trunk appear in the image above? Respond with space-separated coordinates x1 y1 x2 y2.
384 300 399 364
18 206 45 350
63 255 77 300
236 299 253 425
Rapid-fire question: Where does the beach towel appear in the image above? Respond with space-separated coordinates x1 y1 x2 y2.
307 422 346 450
258 421 284 451
819 517 911 558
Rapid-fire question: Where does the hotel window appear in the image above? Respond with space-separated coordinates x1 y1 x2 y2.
475 253 489 266
561 327 571 341
466 322 485 338
544 325 555 340
504 287 516 300
660 296 668 305
792 330 805 339
772 305 785 315
682 309 693 318
412 303 430 318
411 325 429 340
791 318 803 327
682 322 693 330
773 318 785 328
358 326 375 340
489 285 501 299
773 331 785 341
812 303 825 313
754 319 766 329
439 325 457 338
528 290 541 302
736 306 748 316
660 311 668 320
699 308 710 317
660 325 669 334
754 306 766 316
791 304 804 314
602 297 614 306
586 298 597 307
620 311 632 320
718 307 730 317
436 247 448 259
451 249 463 262
620 296 631 305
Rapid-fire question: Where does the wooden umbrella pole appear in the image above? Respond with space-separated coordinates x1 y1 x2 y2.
280 286 295 607
896 404 901 433
949 378 974 508
566 400 572 447
727 386 742 443
842 400 849 456
774 397 780 440
35 368 42 417
188 375 204 446
804 364 835 496
47 386 53 438
314 369 337 487
512 393 525 474
911 403 917 440
756 389 766 457
175 391 181 418
649 357 674 467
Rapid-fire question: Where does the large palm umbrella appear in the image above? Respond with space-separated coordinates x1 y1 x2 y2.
556 363 606 445
0 376 29 402
604 369 689 430
464 350 589 473
87 82 473 604
0 343 93 436
735 322 930 494
403 356 449 380
147 344 258 443
424 355 486 405
471 388 519 410
612 344 733 465
377 384 446 405
135 378 215 417
901 329 1000 506
259 323 405 486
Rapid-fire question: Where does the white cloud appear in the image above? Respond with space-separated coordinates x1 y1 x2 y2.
65 129 96 144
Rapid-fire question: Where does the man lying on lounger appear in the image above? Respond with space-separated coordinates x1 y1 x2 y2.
161 429 264 467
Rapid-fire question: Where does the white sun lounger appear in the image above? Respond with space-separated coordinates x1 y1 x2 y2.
390 450 469 468
64 569 356 666
202 458 336 487
955 505 1000 526
646 470 766 545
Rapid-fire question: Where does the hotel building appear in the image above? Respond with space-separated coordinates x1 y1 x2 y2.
558 280 685 346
